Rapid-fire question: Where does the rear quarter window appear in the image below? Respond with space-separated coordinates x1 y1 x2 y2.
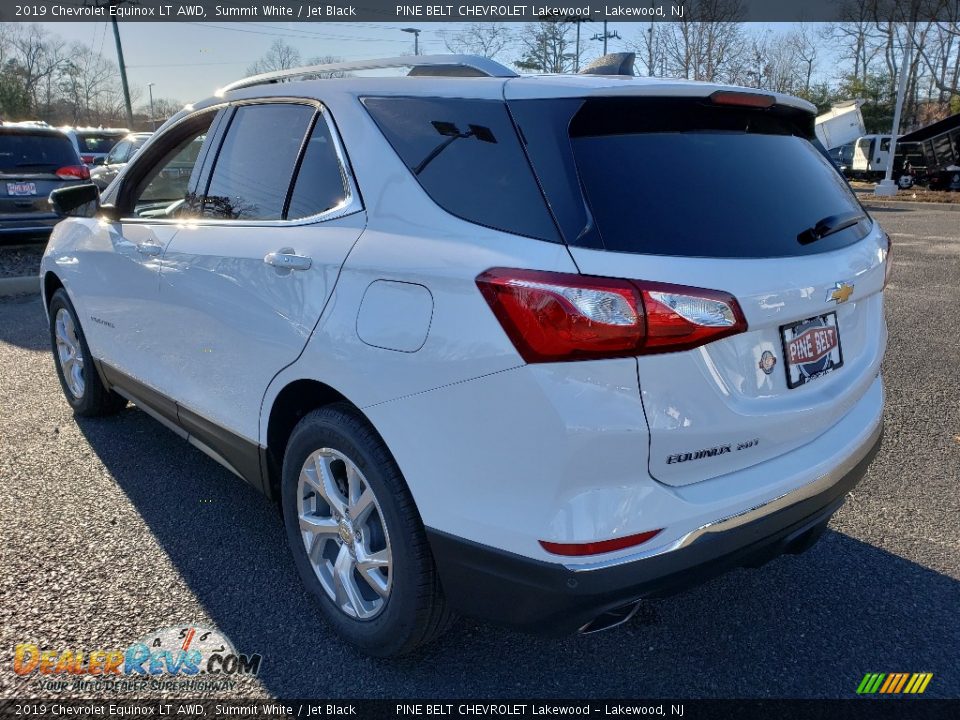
362 96 558 242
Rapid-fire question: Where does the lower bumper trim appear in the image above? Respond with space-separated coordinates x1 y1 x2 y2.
426 424 882 635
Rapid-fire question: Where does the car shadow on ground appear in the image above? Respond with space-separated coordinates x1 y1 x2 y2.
75 408 959 699
0 295 48 352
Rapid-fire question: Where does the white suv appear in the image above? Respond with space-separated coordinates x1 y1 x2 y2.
42 55 887 656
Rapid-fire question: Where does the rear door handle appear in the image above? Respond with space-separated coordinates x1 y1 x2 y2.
264 249 312 271
136 242 162 256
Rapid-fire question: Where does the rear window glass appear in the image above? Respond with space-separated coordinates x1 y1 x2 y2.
363 97 558 242
0 131 78 173
76 133 123 154
566 98 869 258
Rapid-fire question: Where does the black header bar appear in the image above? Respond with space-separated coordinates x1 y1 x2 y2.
0 0 948 24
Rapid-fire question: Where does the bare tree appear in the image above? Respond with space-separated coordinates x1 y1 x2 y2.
791 25 819 93
632 22 667 76
514 21 580 74
247 39 303 75
442 23 514 60
659 0 747 83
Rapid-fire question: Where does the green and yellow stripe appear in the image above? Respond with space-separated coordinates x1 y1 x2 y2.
857 672 933 694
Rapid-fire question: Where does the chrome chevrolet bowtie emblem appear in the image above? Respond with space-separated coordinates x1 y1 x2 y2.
827 282 854 304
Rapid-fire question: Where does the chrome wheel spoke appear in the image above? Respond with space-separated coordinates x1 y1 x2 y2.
333 544 365 617
299 514 339 537
355 547 390 598
315 455 347 516
350 487 375 524
355 547 389 572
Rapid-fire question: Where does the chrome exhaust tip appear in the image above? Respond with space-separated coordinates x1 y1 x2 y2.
578 600 642 635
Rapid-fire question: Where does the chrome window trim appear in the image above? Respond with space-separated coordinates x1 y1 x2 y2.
117 97 362 228
564 416 884 573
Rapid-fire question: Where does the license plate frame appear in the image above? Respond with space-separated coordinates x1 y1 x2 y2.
6 181 37 196
779 311 844 389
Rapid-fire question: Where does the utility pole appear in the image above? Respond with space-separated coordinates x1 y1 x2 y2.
89 0 134 128
111 14 134 129
561 17 591 73
401 27 421 56
591 21 621 56
875 16 917 196
147 82 156 130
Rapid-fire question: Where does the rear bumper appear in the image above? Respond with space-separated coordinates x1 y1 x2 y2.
427 422 882 635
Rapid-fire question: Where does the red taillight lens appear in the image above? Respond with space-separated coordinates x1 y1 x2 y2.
709 90 776 108
79 155 95 164
476 268 747 363
476 269 646 363
56 165 91 180
540 529 664 556
638 282 748 353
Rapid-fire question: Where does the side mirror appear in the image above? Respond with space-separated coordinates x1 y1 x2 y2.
49 183 115 220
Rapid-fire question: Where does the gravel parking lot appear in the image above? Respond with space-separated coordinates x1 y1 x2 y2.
1 204 958 700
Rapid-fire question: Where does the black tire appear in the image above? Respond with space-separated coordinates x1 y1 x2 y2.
48 288 127 417
281 403 455 656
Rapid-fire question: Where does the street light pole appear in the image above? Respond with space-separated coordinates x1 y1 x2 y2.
147 83 156 130
875 18 916 196
401 28 421 56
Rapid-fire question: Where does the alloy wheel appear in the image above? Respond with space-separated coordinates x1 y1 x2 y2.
54 308 85 399
297 448 392 620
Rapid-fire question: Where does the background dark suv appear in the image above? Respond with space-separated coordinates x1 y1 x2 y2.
0 124 89 240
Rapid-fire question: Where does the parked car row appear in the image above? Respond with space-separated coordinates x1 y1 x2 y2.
0 122 152 239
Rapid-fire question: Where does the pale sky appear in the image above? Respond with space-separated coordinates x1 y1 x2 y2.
41 21 838 105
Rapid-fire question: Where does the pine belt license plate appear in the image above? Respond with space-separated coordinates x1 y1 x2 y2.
6 182 37 196
780 312 844 389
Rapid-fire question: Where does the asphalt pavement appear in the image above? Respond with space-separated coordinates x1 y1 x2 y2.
0 203 957 699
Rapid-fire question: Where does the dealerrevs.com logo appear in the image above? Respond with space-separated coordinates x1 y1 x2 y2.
13 626 262 693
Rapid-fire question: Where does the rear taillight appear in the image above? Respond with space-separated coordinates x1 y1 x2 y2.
476 268 747 363
79 154 95 164
56 165 90 180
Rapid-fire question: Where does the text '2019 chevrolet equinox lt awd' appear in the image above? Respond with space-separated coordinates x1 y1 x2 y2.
42 54 887 656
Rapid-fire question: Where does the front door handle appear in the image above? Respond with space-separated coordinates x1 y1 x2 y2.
136 242 162 256
264 249 312 271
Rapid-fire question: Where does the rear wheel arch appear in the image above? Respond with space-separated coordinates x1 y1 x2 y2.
264 379 378 499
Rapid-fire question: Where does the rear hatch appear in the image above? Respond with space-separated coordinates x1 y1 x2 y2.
0 129 84 219
509 92 887 486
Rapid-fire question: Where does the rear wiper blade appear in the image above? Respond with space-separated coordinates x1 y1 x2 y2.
797 211 867 245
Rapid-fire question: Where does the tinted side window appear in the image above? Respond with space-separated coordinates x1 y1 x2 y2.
287 114 347 219
123 110 217 219
107 141 131 164
363 97 558 242
204 103 313 221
